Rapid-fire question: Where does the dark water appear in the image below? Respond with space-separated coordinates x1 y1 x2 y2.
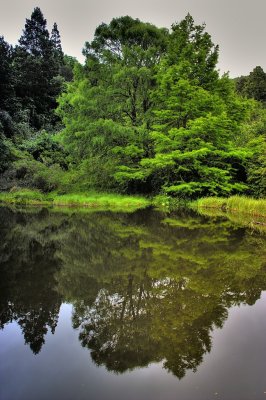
0 206 266 400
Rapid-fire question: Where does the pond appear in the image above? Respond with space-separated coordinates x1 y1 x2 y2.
0 206 266 400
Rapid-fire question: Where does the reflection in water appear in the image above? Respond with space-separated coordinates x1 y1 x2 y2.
0 207 62 354
0 206 266 378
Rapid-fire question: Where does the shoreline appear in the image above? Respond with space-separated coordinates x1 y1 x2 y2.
0 190 150 212
1 191 266 221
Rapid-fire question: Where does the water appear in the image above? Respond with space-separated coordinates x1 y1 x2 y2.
0 206 266 400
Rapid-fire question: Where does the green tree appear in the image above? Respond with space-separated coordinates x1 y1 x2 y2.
18 7 51 56
236 66 266 103
0 36 18 137
56 15 266 197
0 133 12 172
57 17 168 191
82 16 168 126
0 37 14 112
59 55 78 82
246 136 266 197
245 66 266 102
115 17 251 197
51 22 63 60
14 7 63 129
167 14 219 90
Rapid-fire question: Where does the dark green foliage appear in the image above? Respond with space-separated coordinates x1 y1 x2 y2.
12 159 64 193
0 133 12 172
0 37 18 138
246 137 266 197
236 66 266 103
0 7 75 193
59 55 78 82
14 8 62 129
51 22 63 60
0 37 15 113
20 131 69 169
18 7 50 56
0 7 72 139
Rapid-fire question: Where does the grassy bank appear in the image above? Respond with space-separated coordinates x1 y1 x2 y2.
0 189 150 212
191 195 266 218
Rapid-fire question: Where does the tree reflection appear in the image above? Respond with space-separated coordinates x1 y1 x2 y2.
1 206 266 376
0 207 62 354
55 209 266 378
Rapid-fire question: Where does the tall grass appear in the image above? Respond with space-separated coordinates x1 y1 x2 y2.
191 195 266 217
0 189 150 212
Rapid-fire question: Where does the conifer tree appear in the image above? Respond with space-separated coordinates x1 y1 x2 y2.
18 7 51 56
0 36 13 111
0 36 17 137
14 8 62 129
51 22 63 60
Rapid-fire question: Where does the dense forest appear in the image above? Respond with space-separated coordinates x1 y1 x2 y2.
1 8 266 199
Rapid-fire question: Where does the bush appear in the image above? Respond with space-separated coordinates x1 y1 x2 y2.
246 137 266 198
14 159 65 192
0 132 12 172
19 130 69 169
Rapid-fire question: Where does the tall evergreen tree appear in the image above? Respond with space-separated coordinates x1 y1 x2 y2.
18 7 51 56
0 36 17 137
51 22 63 59
51 22 65 83
0 36 13 111
14 8 63 129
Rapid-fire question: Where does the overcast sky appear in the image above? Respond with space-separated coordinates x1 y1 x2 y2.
0 0 265 77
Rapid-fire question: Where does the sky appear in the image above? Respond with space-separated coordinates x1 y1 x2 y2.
0 0 265 77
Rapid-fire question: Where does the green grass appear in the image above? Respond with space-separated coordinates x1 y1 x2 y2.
189 195 266 233
191 195 266 217
0 189 150 212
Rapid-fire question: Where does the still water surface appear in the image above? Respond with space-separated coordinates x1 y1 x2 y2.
0 206 266 400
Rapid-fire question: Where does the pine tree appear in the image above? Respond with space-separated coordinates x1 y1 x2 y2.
51 23 63 60
0 36 17 137
14 8 63 129
0 36 14 111
19 7 51 56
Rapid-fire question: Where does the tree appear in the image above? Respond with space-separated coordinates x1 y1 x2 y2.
51 22 64 71
114 16 251 197
57 15 266 197
0 37 14 112
245 66 266 102
53 209 266 377
236 66 266 103
51 23 63 57
0 208 62 354
246 136 266 197
0 36 18 137
57 17 168 191
82 16 168 126
167 14 219 90
18 7 51 56
14 7 63 129
0 132 12 172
